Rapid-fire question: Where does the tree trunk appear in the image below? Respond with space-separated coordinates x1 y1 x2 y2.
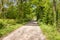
53 0 56 26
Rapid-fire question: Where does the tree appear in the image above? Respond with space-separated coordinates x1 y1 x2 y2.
53 0 56 26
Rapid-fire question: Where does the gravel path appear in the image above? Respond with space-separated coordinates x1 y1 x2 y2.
2 20 45 40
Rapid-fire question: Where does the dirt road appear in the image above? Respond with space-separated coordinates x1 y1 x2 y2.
2 20 45 40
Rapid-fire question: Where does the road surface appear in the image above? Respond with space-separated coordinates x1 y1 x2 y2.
2 20 45 40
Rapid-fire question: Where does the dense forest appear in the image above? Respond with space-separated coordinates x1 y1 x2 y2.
0 0 60 40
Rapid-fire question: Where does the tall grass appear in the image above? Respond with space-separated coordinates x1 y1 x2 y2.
0 19 27 37
38 22 60 40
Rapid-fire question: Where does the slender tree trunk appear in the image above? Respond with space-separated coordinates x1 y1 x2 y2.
53 0 56 26
1 0 4 12
1 0 4 18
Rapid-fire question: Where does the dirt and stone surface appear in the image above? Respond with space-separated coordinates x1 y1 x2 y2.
2 20 45 40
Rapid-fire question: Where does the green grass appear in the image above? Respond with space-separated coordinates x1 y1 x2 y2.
0 24 22 37
0 19 27 37
39 22 60 40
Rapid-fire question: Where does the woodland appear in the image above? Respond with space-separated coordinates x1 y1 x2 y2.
0 0 60 40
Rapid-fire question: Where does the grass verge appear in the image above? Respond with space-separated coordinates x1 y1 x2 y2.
38 22 60 40
0 19 28 37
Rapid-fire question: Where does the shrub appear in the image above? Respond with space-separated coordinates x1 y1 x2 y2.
0 22 4 29
6 19 16 25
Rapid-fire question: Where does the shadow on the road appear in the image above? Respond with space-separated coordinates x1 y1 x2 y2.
25 20 38 26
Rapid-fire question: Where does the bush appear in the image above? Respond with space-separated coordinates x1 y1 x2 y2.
6 19 16 25
0 22 4 29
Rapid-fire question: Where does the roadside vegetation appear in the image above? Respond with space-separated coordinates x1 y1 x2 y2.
0 0 33 37
38 22 60 40
0 19 28 37
37 0 60 40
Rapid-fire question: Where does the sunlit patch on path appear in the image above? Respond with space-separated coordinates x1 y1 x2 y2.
2 20 45 40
